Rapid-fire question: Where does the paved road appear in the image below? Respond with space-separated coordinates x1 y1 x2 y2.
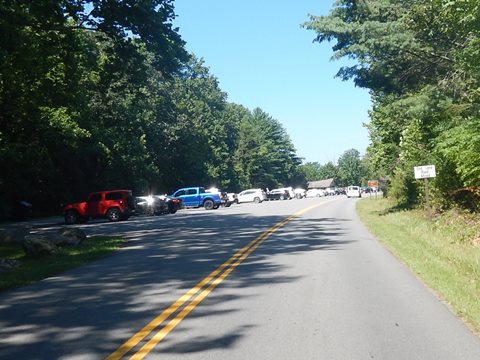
1 197 479 359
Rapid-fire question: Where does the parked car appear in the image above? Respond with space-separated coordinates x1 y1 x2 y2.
206 187 235 207
294 188 307 199
346 186 362 198
276 187 295 199
267 189 290 200
63 190 135 224
361 187 373 194
305 189 325 198
172 187 222 210
325 188 337 196
227 192 238 204
136 195 182 215
162 195 183 213
237 188 267 203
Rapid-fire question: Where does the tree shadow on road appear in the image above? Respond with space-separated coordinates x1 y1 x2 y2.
0 207 355 359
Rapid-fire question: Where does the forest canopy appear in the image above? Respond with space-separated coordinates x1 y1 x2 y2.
305 0 480 211
0 1 304 219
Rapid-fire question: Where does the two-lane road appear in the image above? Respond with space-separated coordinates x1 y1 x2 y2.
1 197 479 359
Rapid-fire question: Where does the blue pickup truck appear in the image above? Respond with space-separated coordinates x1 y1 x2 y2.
171 187 222 210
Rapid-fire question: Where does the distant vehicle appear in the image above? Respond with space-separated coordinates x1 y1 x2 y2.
172 187 222 210
267 189 290 201
346 186 362 198
136 195 182 215
276 187 295 199
227 193 238 204
325 188 337 196
162 195 183 213
306 189 325 198
63 190 135 224
237 189 267 203
294 188 307 199
205 187 235 207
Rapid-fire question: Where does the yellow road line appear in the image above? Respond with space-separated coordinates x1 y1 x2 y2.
131 220 279 360
107 200 333 359
106 234 266 360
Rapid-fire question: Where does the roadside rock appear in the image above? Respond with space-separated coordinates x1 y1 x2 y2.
20 228 86 257
22 236 57 257
0 259 22 272
0 228 30 244
58 228 87 246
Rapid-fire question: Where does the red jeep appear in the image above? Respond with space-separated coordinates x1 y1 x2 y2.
63 190 135 224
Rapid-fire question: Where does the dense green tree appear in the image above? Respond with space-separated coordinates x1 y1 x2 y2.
157 56 229 191
318 161 338 181
306 0 480 210
337 149 365 187
234 108 302 190
300 161 338 183
0 0 188 217
300 162 323 182
0 0 307 220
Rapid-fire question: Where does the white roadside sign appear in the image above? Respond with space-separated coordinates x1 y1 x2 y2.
414 165 436 179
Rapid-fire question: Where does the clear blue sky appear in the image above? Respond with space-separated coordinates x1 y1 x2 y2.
172 0 372 165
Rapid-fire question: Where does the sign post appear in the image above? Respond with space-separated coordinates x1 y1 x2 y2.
367 180 379 199
414 165 436 219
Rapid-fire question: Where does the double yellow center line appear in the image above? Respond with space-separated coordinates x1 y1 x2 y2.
106 202 327 359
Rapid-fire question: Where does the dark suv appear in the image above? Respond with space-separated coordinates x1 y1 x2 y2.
63 190 135 224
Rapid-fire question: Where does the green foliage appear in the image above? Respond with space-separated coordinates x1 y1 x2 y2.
318 162 338 181
0 236 124 292
0 1 306 218
300 161 338 183
436 118 480 188
234 108 302 190
306 0 480 211
300 162 323 181
357 198 480 333
388 169 419 208
159 56 227 190
0 0 187 214
337 148 365 186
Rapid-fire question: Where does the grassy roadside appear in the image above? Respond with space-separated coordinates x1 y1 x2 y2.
0 236 124 292
357 197 480 335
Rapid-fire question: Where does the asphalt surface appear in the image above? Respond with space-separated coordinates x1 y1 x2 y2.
0 197 479 359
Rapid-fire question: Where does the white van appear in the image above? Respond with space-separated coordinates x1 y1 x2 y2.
346 186 361 198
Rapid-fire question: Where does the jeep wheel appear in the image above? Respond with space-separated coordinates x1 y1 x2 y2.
203 199 214 210
65 210 78 224
254 197 261 203
106 208 121 222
